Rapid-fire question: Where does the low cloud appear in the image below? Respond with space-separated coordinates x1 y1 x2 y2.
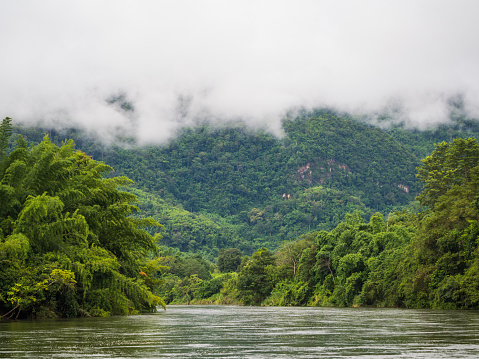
1 1 479 144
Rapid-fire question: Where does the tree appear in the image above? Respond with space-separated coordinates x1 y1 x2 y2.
416 138 479 208
0 127 165 318
0 117 12 158
237 247 275 305
275 236 313 279
217 248 242 273
0 117 12 173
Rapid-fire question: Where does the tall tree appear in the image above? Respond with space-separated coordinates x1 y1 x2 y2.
0 126 165 318
217 248 242 273
416 138 479 208
237 247 275 304
0 117 12 170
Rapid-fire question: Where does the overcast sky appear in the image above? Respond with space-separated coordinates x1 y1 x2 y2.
1 1 479 143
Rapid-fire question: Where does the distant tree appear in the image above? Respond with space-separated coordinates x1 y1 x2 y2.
237 247 275 305
275 236 313 279
416 138 479 208
0 117 12 166
161 253 212 280
217 248 242 273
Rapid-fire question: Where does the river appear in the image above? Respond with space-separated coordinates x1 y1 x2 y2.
1 305 479 358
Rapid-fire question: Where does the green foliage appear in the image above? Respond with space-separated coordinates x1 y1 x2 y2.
194 276 224 299
416 138 479 208
0 126 164 319
217 248 242 273
8 113 479 311
159 250 213 280
12 110 435 256
158 272 237 305
126 187 244 258
282 110 418 209
264 280 310 306
118 132 479 311
166 174 479 309
275 235 314 280
0 117 12 166
386 115 479 162
360 138 479 309
237 247 276 305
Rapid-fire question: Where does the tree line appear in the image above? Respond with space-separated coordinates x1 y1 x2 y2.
158 137 479 309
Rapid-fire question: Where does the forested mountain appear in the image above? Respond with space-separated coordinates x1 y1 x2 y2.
4 109 479 316
11 110 479 257
159 138 479 310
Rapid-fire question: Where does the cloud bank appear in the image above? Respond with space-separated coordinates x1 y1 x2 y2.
1 1 479 143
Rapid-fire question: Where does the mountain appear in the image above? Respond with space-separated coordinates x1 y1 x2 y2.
11 109 479 256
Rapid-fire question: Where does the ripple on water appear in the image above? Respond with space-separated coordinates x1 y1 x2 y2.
1 306 479 358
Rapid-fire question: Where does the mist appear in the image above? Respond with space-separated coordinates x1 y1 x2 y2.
1 1 479 144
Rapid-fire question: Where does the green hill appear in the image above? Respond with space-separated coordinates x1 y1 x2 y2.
11 109 479 256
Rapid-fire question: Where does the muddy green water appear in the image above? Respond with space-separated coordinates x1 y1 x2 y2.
1 305 479 358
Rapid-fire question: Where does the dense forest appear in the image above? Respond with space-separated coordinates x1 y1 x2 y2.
0 118 165 319
158 137 479 309
2 108 479 317
12 109 479 258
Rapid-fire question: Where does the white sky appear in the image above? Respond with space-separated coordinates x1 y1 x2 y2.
1 0 479 143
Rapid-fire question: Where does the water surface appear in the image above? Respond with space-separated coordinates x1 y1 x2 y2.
1 305 479 358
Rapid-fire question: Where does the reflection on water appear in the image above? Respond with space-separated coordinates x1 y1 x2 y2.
1 305 479 358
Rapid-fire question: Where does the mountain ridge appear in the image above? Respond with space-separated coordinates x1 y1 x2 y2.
11 110 479 256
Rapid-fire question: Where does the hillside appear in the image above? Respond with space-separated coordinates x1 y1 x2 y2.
11 110 479 256
162 137 479 310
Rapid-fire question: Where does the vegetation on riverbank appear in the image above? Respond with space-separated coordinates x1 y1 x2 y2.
2 110 479 317
158 138 479 309
0 118 165 319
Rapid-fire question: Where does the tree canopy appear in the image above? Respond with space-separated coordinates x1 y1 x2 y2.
0 118 165 319
158 137 479 310
13 110 479 257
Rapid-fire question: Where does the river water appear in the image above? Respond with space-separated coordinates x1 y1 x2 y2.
1 305 479 358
